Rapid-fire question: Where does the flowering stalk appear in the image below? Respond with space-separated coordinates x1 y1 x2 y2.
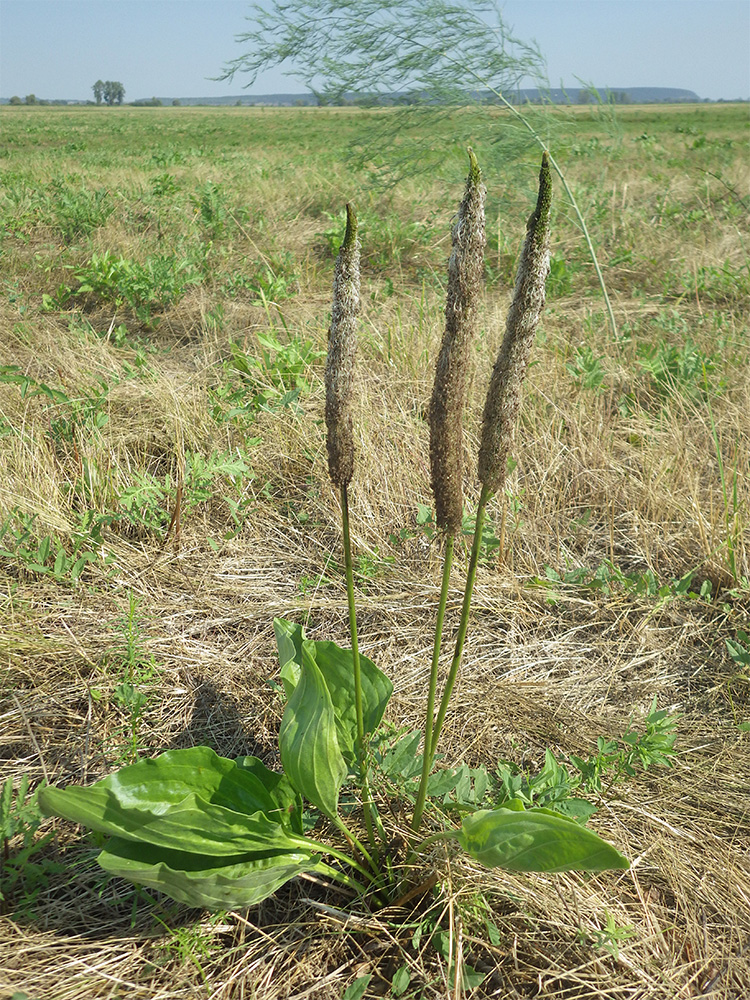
411 149 486 833
426 152 552 803
324 204 379 855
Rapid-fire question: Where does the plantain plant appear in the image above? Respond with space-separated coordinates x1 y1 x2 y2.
39 152 628 910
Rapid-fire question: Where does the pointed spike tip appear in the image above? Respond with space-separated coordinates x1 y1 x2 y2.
467 147 481 186
527 151 552 241
342 203 358 252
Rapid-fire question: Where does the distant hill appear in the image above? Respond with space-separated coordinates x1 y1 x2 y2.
0 86 715 107
511 86 702 104
142 87 704 106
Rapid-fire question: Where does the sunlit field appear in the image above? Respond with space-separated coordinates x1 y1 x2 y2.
1 101 749 998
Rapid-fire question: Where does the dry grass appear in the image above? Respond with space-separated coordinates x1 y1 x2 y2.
1 103 749 999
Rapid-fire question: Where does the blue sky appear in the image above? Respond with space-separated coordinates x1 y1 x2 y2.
1 1 748 102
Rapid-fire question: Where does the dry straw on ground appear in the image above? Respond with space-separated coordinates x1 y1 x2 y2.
0 103 748 998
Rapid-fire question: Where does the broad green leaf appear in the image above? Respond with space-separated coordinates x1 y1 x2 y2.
279 642 346 818
342 975 372 1000
41 784 305 856
552 798 598 824
380 730 423 780
37 536 50 564
39 747 307 855
53 548 67 578
234 755 305 835
98 836 321 909
727 634 750 669
274 618 393 756
391 965 411 997
309 638 393 754
433 930 486 990
274 617 304 698
43 747 293 818
456 806 629 873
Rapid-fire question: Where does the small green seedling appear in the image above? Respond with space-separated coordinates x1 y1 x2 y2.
576 910 635 961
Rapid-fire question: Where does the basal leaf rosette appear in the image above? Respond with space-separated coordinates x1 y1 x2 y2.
39 746 326 909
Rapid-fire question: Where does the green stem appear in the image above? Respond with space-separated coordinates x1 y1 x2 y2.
410 532 455 834
430 485 492 761
300 830 375 884
411 829 457 856
340 482 378 856
331 811 380 877
314 860 370 897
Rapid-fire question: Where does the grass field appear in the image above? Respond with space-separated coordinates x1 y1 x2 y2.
1 101 749 999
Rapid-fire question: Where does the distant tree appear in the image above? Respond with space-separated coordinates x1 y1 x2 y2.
9 95 22 105
92 79 105 104
24 94 37 105
578 87 599 104
172 98 181 106
103 81 125 105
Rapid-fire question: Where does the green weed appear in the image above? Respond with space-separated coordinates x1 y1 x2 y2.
211 330 322 423
318 206 435 274
190 180 229 240
47 180 113 241
1 776 63 916
391 504 504 566
576 910 635 961
151 172 180 197
222 252 298 304
726 630 750 674
373 698 676 824
636 338 717 400
570 698 679 794
0 364 114 446
0 510 107 584
495 700 678 808
152 912 225 988
73 250 201 325
538 559 712 605
117 450 252 537
92 593 160 763
547 252 573 298
567 345 607 392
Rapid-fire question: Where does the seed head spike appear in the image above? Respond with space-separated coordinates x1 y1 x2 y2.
478 152 551 495
325 203 360 487
429 148 487 532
